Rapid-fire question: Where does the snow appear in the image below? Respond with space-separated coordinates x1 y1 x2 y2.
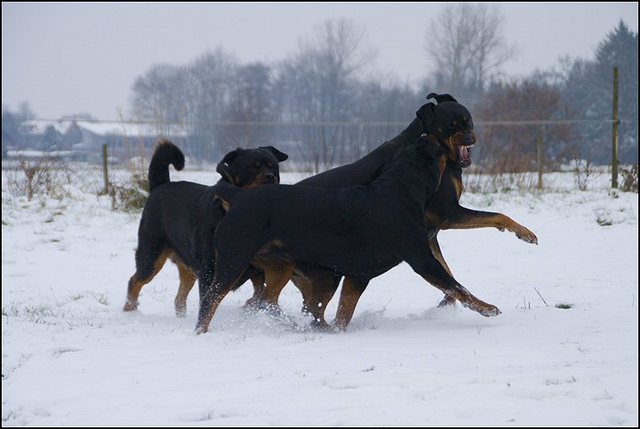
2 167 638 426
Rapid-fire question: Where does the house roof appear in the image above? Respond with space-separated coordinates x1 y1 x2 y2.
19 120 188 138
19 120 73 135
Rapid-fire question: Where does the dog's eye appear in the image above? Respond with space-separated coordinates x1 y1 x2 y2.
254 162 260 169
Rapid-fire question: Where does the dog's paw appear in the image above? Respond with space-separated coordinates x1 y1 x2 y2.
437 295 457 307
241 297 261 312
515 226 538 245
195 324 208 335
462 300 501 317
330 322 348 333
122 301 138 312
174 302 187 318
311 317 335 333
479 304 501 317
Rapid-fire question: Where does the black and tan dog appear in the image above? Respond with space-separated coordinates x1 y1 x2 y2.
196 135 501 333
123 140 288 316
238 93 537 330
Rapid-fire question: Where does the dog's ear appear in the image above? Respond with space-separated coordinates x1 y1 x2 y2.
216 148 242 184
260 146 288 162
426 93 458 104
416 102 436 128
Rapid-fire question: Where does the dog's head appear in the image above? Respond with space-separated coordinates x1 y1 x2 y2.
216 146 288 187
415 93 476 168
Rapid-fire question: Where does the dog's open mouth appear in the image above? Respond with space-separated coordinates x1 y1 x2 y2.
457 144 473 168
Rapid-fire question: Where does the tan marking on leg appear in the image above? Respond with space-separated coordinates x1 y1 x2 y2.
333 277 365 331
445 213 538 244
174 261 197 317
429 236 457 307
243 275 266 310
305 287 338 330
124 249 170 311
291 272 315 310
195 288 234 334
260 262 295 306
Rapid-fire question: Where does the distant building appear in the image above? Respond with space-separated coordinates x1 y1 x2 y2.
14 119 187 164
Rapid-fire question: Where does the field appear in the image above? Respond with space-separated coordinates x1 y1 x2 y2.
2 166 638 426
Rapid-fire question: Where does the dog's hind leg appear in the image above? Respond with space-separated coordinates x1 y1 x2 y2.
174 261 197 317
242 274 266 310
254 261 295 313
195 242 264 334
293 268 341 330
124 245 170 311
333 277 370 331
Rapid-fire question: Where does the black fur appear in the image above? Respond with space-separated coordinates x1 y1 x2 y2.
148 140 185 191
195 135 501 333
123 141 289 316
243 93 536 329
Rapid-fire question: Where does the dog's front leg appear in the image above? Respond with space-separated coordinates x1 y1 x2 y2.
403 240 501 317
428 233 458 308
195 278 232 334
439 206 538 244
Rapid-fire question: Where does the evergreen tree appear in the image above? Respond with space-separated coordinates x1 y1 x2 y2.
562 21 637 163
594 20 638 164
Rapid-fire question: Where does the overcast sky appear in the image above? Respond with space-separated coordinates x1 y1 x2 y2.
2 2 638 120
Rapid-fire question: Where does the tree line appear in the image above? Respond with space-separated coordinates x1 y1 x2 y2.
3 5 637 170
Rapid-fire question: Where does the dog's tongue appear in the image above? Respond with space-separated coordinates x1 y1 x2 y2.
457 145 472 167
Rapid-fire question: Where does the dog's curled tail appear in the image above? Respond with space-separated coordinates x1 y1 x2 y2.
148 140 185 192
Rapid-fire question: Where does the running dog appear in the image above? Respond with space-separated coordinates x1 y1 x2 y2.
196 135 501 334
123 140 288 316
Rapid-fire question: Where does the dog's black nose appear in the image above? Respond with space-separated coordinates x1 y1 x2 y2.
264 172 276 183
464 133 475 145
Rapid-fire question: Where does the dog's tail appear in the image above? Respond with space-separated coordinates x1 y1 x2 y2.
213 180 244 210
148 140 185 192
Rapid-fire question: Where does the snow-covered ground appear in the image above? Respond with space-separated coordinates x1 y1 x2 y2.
2 166 638 426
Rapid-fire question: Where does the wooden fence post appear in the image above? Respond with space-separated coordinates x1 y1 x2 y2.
102 143 109 194
537 136 544 190
611 66 619 189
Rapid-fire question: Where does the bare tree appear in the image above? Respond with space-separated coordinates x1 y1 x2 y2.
130 48 239 162
184 48 238 161
425 4 516 101
277 18 376 172
130 63 186 134
226 62 276 148
2 102 35 153
475 78 575 173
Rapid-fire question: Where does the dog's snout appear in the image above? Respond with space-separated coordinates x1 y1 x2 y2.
464 133 476 145
264 172 277 183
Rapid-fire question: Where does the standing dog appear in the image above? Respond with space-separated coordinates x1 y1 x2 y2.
123 140 288 316
196 135 501 334
240 93 537 330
